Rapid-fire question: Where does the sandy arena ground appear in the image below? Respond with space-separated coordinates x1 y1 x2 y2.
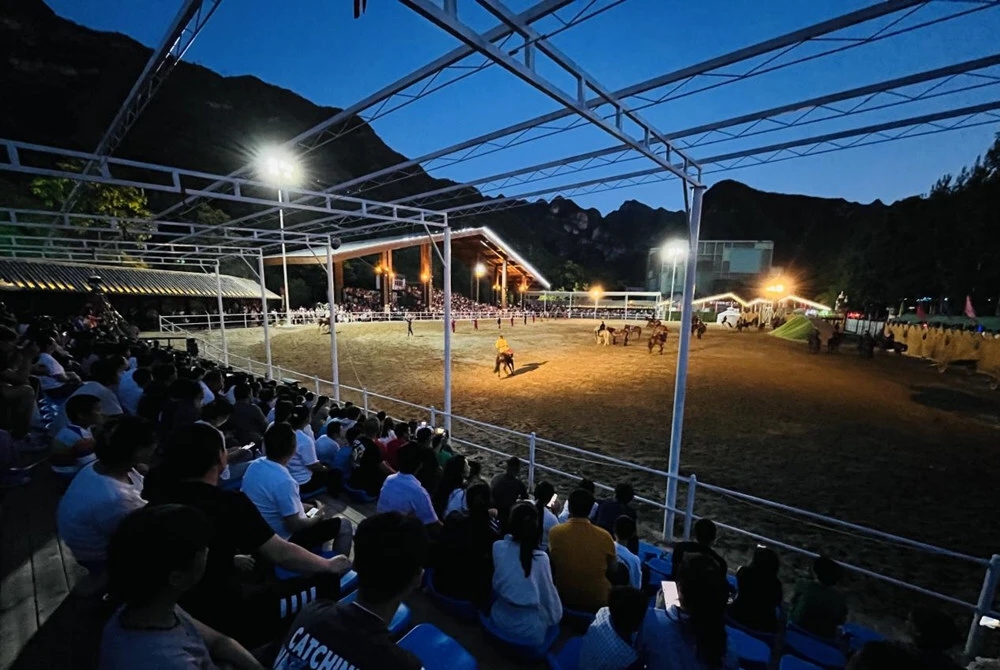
210 318 1000 634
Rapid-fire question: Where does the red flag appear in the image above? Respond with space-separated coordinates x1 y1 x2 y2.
916 303 927 321
964 295 977 319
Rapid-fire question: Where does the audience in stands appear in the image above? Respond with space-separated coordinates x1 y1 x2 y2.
579 586 647 670
638 552 739 670
414 426 443 495
50 394 102 477
57 416 155 571
273 513 427 670
288 404 341 496
490 501 563 646
595 483 639 554
116 363 149 416
728 546 783 633
789 555 848 639
548 488 618 612
613 515 643 589
228 383 268 446
432 454 469 519
349 416 393 495
144 422 351 647
432 481 501 606
137 362 177 422
376 443 441 530
34 335 81 398
559 478 599 522
382 420 409 471
0 329 37 444
101 504 262 670
533 480 560 552
240 423 353 552
66 356 125 421
490 456 528 530
672 518 728 579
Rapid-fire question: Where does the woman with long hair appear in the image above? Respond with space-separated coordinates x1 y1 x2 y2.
431 481 501 605
532 481 559 551
639 553 737 669
432 455 469 519
489 502 563 646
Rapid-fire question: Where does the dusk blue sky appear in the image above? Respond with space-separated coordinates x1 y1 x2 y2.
45 0 1000 214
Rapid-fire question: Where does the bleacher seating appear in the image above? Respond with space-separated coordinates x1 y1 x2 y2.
726 625 771 670
784 625 847 669
424 568 480 620
397 624 479 670
546 636 583 670
478 611 560 660
780 655 824 670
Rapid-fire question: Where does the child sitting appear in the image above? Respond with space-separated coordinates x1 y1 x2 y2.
580 586 647 670
51 394 102 476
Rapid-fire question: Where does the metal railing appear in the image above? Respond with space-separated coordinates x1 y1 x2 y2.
165 325 1000 657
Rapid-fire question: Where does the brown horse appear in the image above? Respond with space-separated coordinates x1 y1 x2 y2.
495 351 515 377
317 316 331 334
648 330 668 354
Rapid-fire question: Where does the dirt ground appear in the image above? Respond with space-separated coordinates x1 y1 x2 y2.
215 319 1000 637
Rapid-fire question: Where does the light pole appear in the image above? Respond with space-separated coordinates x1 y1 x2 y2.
259 147 301 326
519 283 527 308
661 240 687 322
591 286 602 319
475 262 486 304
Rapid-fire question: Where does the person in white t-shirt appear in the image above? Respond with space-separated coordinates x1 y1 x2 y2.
50 393 102 477
117 367 150 416
241 424 352 553
65 357 127 425
57 416 157 571
613 516 643 590
533 481 561 552
376 443 441 529
33 336 80 397
288 405 340 496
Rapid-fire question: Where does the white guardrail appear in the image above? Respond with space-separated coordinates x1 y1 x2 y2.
151 321 1000 657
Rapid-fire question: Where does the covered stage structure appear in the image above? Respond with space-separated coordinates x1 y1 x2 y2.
3 2 1000 653
262 226 550 309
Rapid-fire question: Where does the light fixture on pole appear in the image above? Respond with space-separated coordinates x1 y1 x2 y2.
590 286 602 319
519 283 528 308
258 146 302 326
474 262 486 304
661 240 687 322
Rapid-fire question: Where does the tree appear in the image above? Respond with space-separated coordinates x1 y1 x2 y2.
555 260 588 291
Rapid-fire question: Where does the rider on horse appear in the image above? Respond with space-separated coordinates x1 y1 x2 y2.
494 335 514 374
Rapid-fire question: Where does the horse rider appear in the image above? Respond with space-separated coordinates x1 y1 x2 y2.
598 320 607 332
494 334 512 374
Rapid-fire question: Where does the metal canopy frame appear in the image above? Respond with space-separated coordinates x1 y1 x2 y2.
6 8 1000 645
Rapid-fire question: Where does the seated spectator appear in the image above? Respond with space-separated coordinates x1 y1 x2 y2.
101 504 262 670
33 335 81 398
490 502 563 646
199 368 223 406
432 481 501 606
638 552 739 670
558 479 599 522
256 386 276 418
160 378 203 437
728 546 782 633
908 606 964 670
377 416 396 446
548 488 618 612
490 456 528 530
580 586 648 670
315 419 347 466
273 512 427 669
145 423 351 647
117 364 150 416
288 404 341 496
376 443 441 529
224 372 248 404
0 333 37 443
432 429 455 467
789 555 848 639
66 356 126 420
414 426 443 495
595 483 639 553
241 424 352 553
310 396 331 436
137 362 177 423
228 383 268 446
533 481 560 551
382 421 410 470
672 518 728 579
432 454 469 519
613 515 643 589
50 393 102 477
57 416 155 570
349 416 393 496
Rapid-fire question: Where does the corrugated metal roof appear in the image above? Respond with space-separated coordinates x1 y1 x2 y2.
0 258 280 300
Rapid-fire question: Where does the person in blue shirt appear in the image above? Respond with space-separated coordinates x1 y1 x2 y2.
638 552 739 670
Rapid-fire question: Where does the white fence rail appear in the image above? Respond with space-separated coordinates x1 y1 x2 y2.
156 324 1000 657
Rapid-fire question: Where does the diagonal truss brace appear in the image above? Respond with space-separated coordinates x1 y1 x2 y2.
396 0 701 186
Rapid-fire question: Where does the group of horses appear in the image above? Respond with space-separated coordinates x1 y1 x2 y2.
594 318 707 354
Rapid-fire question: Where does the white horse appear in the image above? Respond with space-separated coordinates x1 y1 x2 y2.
596 328 613 346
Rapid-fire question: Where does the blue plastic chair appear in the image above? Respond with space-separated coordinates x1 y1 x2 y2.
397 624 478 670
840 623 884 652
727 626 771 670
546 636 583 670
338 590 412 637
646 555 673 587
725 615 776 648
424 568 480 620
479 611 559 660
784 626 847 669
638 541 663 563
343 484 376 503
780 655 824 670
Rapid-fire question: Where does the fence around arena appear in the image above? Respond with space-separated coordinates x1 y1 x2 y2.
161 324 1000 657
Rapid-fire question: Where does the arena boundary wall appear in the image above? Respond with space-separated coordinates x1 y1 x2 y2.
156 322 1000 658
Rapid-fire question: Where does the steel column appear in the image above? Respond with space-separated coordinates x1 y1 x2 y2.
501 259 508 309
665 186 705 538
326 240 341 402
215 263 229 366
278 189 292 325
443 223 453 433
257 253 274 379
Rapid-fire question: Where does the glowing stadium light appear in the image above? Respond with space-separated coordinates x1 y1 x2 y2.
474 262 486 277
660 239 687 260
257 146 302 186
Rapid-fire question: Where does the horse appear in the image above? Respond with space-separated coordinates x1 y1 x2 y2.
691 318 706 340
317 316 331 334
647 331 668 354
646 318 662 330
595 325 616 345
620 324 642 344
495 351 515 377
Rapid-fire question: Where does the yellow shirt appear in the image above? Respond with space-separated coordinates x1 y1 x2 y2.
547 518 616 611
495 337 509 353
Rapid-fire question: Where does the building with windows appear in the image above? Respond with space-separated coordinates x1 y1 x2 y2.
646 240 774 299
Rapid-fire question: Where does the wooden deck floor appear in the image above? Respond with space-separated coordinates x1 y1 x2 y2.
0 471 541 670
